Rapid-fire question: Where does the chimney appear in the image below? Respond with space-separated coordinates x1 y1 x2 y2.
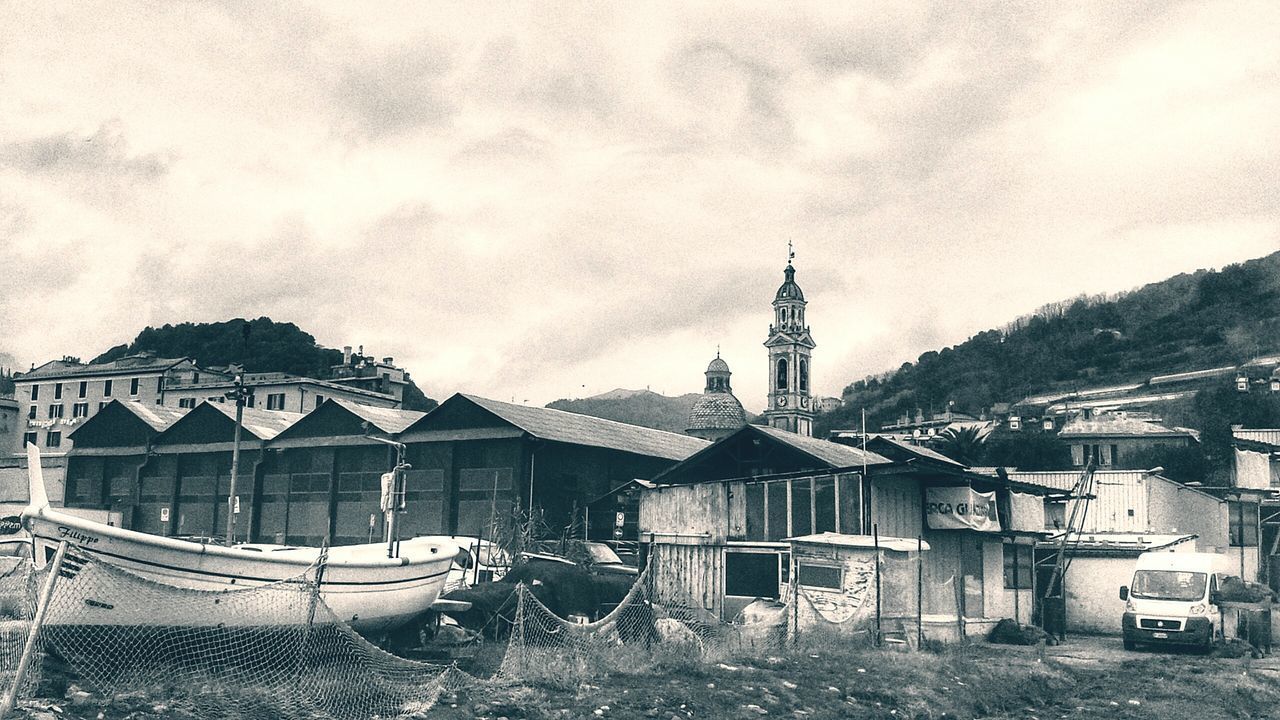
382 357 393 365
343 346 352 364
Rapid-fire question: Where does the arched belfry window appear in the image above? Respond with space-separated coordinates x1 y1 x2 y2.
799 358 809 393
776 357 789 391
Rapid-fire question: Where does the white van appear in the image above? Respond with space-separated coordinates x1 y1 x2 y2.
1119 551 1234 651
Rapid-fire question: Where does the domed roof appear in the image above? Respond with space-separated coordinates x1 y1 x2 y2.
775 264 805 302
687 392 747 432
706 356 731 373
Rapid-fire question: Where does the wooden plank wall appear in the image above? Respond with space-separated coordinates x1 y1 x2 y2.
651 543 723 618
639 483 729 543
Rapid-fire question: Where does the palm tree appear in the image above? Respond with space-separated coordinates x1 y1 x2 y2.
934 426 987 467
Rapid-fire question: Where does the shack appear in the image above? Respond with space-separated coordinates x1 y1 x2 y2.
639 426 1051 641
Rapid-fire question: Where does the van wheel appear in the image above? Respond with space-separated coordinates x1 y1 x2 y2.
1123 638 1136 651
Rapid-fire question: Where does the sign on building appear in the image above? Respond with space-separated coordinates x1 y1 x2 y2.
924 486 1001 532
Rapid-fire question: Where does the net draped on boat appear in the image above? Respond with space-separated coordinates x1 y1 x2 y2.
0 547 915 719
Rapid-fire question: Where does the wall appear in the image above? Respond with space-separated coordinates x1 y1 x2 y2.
869 475 922 539
1147 481 1228 553
650 543 723 617
639 483 729 544
981 538 1035 626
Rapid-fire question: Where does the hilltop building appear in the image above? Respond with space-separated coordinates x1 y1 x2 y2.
685 353 747 442
162 371 399 413
327 345 412 404
763 257 816 436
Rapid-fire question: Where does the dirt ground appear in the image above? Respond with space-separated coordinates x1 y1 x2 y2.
11 634 1280 720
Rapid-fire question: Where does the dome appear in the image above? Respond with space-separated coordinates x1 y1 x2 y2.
707 356 731 373
775 264 805 302
687 392 747 433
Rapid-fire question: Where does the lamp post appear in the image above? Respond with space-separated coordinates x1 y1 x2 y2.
224 374 250 545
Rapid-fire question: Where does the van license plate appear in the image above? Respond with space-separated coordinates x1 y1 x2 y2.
1153 632 1168 639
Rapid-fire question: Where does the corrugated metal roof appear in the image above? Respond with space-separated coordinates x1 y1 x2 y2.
330 398 426 434
461 394 710 461
205 403 304 440
752 425 891 467
174 374 394 400
117 401 190 432
1148 366 1236 384
1234 428 1280 448
867 436 965 467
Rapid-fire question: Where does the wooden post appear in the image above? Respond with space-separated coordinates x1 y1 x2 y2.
916 534 923 648
873 523 882 647
1013 541 1021 625
0 541 69 720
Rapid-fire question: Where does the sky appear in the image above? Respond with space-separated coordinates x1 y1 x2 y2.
1 2 1278 413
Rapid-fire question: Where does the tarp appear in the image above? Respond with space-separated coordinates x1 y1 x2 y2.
924 486 1001 532
1008 492 1046 533
1233 447 1276 490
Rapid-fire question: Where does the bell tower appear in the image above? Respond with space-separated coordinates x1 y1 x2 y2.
762 245 815 436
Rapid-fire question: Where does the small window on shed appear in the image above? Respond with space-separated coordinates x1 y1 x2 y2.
797 563 842 590
725 551 782 599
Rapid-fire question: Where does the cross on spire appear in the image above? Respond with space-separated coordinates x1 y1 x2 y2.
787 240 794 264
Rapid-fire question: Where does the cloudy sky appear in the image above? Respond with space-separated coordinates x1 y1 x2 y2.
1 2 1277 411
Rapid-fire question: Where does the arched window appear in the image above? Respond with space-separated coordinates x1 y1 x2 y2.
799 358 809 392
776 357 789 391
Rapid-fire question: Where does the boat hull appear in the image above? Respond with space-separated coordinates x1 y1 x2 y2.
24 508 456 633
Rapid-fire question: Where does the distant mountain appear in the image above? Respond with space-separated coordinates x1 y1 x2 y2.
817 250 1280 435
547 390 704 433
91 317 438 411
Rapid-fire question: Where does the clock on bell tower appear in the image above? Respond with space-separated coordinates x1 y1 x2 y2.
762 247 815 436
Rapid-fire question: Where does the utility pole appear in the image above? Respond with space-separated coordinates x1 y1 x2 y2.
225 374 249 545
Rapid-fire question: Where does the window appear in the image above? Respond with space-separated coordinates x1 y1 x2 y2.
797 563 842 590
53 383 62 400
130 378 140 396
98 401 108 412
157 377 164 392
30 385 39 401
48 404 63 419
725 551 783 599
72 402 89 418
78 381 87 398
246 393 255 408
314 394 325 408
178 398 196 409
26 405 36 420
46 431 61 448
1229 502 1260 547
266 393 286 411
776 357 789 391
799 358 809 392
103 379 112 397
22 432 37 448
1003 542 1033 589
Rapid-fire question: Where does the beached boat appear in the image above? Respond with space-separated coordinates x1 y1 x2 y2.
20 445 457 632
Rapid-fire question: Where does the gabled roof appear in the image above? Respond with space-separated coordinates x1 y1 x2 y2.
407 394 710 461
203 402 304 441
751 425 890 468
865 436 966 468
1059 415 1197 439
330 398 425 434
18 356 191 381
120 401 190 432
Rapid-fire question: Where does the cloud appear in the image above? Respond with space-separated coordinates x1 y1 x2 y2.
334 42 456 141
0 120 169 180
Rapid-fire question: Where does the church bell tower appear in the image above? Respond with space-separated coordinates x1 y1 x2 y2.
763 247 815 436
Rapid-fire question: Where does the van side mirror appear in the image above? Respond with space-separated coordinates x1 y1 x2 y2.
1118 586 1129 601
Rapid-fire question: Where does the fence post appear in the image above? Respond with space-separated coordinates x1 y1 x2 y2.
0 541 68 720
873 524 882 648
916 534 923 648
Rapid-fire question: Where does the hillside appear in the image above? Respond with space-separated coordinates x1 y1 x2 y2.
817 251 1280 435
547 390 705 433
92 317 438 411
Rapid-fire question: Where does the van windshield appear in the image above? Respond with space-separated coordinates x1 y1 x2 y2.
1131 569 1208 601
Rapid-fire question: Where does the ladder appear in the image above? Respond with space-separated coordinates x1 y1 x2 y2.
1040 460 1097 636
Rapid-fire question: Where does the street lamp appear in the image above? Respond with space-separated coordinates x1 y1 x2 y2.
224 375 251 545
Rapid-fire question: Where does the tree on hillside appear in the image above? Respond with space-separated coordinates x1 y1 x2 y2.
982 433 1072 472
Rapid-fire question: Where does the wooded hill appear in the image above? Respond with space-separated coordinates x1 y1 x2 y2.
816 250 1280 436
92 318 438 411
547 390 705 433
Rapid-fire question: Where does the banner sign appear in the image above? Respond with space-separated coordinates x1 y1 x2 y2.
0 516 21 535
925 487 1001 532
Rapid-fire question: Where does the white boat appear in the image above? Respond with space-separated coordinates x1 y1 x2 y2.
20 445 457 632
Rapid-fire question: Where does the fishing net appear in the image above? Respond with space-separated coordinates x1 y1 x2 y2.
12 550 461 719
